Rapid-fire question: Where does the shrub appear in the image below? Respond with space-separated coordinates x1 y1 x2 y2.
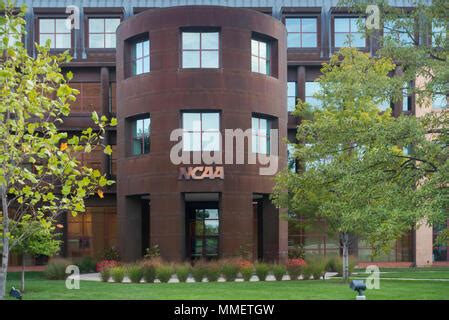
100 268 111 282
111 266 125 283
175 264 191 282
240 265 254 281
44 258 72 280
286 258 306 280
156 265 174 283
142 263 156 283
272 264 286 281
205 262 221 282
304 258 326 280
302 264 313 280
127 265 144 283
101 247 120 261
221 262 240 282
191 261 207 282
328 256 357 276
255 263 270 281
143 245 161 260
96 260 119 272
76 256 97 274
288 244 305 260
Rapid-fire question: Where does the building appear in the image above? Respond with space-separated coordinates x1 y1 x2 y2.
7 0 447 267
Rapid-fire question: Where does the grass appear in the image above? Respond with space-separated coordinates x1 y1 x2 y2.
4 269 449 300
351 267 449 280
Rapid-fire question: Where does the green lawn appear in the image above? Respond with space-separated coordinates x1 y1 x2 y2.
351 267 449 280
4 270 449 300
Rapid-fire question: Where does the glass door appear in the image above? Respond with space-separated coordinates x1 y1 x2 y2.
187 206 219 260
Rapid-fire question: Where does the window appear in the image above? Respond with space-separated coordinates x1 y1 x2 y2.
188 208 219 259
39 18 71 49
287 82 297 112
432 20 447 47
383 18 415 46
88 18 120 48
287 144 296 172
251 117 271 155
334 17 366 47
1 22 21 48
182 112 220 152
433 94 448 110
402 82 411 112
182 32 219 68
305 81 322 109
251 38 270 75
285 17 318 48
131 38 150 75
378 99 391 112
131 117 150 155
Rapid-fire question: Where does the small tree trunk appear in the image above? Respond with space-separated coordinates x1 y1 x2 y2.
341 233 349 282
21 253 25 293
0 186 9 300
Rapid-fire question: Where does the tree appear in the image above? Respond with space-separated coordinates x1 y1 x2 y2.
10 219 61 292
272 48 447 281
342 0 449 260
0 2 116 299
341 0 448 106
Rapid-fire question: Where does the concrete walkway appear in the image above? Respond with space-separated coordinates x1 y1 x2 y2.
72 272 339 283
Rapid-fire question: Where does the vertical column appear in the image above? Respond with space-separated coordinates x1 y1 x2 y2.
100 67 111 176
394 66 404 117
297 66 306 101
117 195 142 261
262 196 288 262
150 193 185 261
220 192 253 259
414 220 433 267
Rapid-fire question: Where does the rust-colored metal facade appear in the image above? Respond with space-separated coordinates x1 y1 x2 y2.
116 6 288 262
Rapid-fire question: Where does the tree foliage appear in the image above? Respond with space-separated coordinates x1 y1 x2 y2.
272 48 447 265
0 2 116 299
340 0 448 106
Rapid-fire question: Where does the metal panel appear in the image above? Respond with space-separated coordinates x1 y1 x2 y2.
17 0 426 9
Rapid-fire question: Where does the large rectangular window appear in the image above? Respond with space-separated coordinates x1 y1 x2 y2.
39 18 71 49
131 38 150 75
182 31 219 68
0 22 21 48
286 17 318 48
131 117 150 155
287 144 296 172
432 20 447 47
287 81 297 112
383 18 415 46
88 18 120 48
305 81 322 109
433 94 448 110
182 112 220 151
251 38 271 75
334 17 366 47
378 99 391 112
251 117 271 155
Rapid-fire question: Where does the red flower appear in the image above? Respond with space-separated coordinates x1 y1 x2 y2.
286 258 307 267
96 260 118 272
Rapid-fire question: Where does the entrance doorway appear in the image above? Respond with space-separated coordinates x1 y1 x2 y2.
184 193 220 260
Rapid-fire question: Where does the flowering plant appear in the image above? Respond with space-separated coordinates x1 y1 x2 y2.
286 258 306 280
286 258 307 267
96 260 119 272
